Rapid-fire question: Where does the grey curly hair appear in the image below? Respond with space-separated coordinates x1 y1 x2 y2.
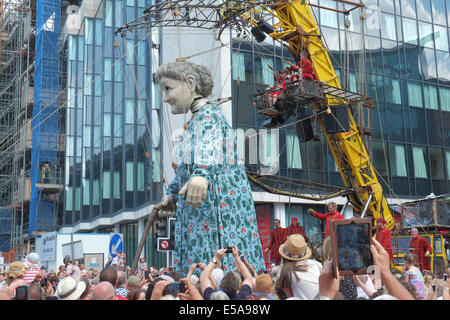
155 61 214 98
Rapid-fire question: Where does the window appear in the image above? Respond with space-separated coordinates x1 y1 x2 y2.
320 0 338 28
103 171 111 199
105 0 113 27
385 78 401 104
153 149 161 182
65 186 73 211
68 35 76 60
402 18 418 44
431 0 447 25
418 22 433 48
126 40 134 65
259 129 279 167
104 58 112 81
424 85 438 110
137 162 145 191
95 19 102 46
446 150 450 179
440 87 450 112
84 74 92 96
115 0 123 28
114 59 122 82
434 25 449 51
114 171 121 199
402 0 417 19
93 179 100 205
417 0 432 22
85 18 93 45
412 146 428 178
126 161 134 191
286 132 302 169
260 56 274 85
137 41 146 65
232 51 246 81
429 147 444 179
125 99 135 124
407 82 423 107
390 144 407 176
381 13 397 41
82 178 90 205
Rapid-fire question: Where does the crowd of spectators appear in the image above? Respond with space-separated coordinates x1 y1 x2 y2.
0 236 448 300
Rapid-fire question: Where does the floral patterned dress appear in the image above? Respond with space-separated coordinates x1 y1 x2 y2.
166 103 266 275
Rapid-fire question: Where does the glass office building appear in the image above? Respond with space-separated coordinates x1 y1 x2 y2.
60 0 162 261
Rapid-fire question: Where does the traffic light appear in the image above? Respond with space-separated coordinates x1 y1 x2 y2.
155 217 168 238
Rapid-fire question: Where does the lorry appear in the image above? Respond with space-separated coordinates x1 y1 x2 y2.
35 232 123 273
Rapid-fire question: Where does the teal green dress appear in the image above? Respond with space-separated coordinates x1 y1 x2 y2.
167 103 266 275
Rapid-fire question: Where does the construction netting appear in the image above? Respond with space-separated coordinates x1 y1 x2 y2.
29 0 61 237
0 207 12 252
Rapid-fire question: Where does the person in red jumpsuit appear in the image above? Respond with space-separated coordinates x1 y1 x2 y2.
308 202 344 238
289 51 318 81
375 218 393 261
264 219 287 265
409 228 432 272
286 217 309 243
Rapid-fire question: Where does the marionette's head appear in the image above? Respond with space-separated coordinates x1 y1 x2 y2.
155 61 214 114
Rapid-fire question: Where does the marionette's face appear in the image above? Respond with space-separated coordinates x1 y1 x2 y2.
328 204 336 212
411 229 418 237
160 76 197 114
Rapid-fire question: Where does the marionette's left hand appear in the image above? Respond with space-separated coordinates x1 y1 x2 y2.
178 176 208 208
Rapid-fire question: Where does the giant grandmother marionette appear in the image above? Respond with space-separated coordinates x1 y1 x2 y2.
154 61 266 275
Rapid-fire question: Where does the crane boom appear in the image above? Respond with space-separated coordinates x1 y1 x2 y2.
244 1 394 229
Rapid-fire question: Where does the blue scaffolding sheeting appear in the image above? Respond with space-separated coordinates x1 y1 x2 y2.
0 207 13 252
29 0 61 238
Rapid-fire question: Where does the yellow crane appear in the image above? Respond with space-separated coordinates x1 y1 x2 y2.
239 0 394 229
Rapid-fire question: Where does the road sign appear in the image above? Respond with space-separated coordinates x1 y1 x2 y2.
109 234 123 257
160 240 169 250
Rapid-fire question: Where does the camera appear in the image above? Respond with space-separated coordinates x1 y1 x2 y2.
14 286 28 300
40 278 48 287
225 246 233 254
444 274 448 282
144 270 151 280
165 281 186 296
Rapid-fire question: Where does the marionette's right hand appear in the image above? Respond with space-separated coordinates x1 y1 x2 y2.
264 248 269 253
178 176 208 208
308 208 314 214
154 195 176 211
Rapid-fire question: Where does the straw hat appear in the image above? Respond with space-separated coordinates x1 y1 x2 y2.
55 276 86 300
7 261 28 278
278 234 311 261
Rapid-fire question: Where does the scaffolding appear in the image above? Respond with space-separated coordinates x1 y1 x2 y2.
0 0 36 261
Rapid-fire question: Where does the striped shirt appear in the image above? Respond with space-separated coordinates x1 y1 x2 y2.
23 267 40 284
116 287 128 298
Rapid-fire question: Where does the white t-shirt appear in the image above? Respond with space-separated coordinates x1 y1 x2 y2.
283 259 323 300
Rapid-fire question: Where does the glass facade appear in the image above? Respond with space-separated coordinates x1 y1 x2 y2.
231 0 450 198
60 0 162 228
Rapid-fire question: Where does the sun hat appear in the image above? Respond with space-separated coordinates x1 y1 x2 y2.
55 276 86 300
211 268 224 288
7 261 28 278
127 275 141 287
278 234 311 261
159 274 175 282
255 274 273 294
